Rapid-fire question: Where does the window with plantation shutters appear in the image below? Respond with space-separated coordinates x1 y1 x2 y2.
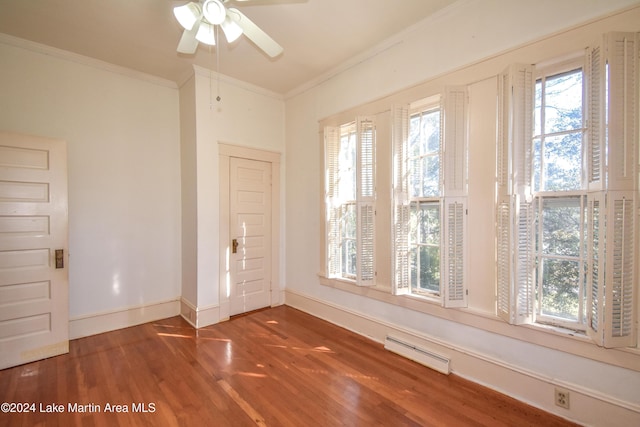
324 118 376 286
499 32 638 348
391 87 468 306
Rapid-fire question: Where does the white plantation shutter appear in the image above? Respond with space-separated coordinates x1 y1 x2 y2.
443 86 468 197
443 198 467 307
604 192 636 347
586 193 605 341
357 204 375 285
495 200 511 320
586 43 604 191
511 66 534 198
496 64 535 325
496 67 512 321
586 32 638 348
442 86 468 307
606 32 638 192
496 196 534 324
587 192 637 348
356 117 376 286
392 105 411 295
514 196 534 324
324 126 341 278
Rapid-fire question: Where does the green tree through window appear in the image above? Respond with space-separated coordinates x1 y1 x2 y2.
533 66 586 326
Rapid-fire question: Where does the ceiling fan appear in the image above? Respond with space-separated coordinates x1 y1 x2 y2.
173 0 283 57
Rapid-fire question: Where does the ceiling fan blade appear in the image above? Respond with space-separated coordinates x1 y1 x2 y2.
227 7 283 57
177 26 199 54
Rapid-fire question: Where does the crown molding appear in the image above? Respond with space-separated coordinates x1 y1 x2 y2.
283 0 475 101
191 64 283 101
0 33 178 89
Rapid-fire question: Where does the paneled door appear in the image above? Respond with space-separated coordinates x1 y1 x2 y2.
229 157 271 316
0 132 69 369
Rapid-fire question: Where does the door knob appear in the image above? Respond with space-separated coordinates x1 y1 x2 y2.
232 239 239 254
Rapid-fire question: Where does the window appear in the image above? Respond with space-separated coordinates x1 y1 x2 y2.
325 119 375 286
393 88 469 307
497 32 638 348
533 64 587 329
337 123 357 279
409 104 442 295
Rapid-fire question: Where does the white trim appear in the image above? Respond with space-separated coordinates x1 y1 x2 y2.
272 290 286 309
218 142 282 320
69 298 180 339
180 297 198 328
218 142 282 163
196 305 220 328
180 297 220 329
284 0 477 100
284 290 640 426
318 273 640 371
0 33 177 89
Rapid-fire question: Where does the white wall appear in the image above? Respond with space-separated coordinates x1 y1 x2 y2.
0 37 182 332
178 67 286 326
284 1 640 426
0 34 286 333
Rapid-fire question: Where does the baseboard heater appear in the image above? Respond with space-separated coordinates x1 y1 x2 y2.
384 335 450 375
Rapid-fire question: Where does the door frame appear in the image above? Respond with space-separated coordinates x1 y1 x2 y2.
218 142 281 321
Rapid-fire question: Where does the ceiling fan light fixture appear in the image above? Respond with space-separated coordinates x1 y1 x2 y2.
195 21 216 45
202 0 226 25
220 17 243 43
173 2 202 31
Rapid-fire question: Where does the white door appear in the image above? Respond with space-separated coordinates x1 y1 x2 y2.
229 157 271 316
0 132 69 369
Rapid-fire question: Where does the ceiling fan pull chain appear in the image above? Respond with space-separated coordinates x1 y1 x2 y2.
216 24 221 102
209 45 214 109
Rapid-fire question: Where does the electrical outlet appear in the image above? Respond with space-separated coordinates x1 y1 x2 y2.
555 388 570 409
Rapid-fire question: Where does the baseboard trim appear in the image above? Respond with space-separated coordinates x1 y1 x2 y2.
69 298 181 339
180 298 220 328
284 289 640 427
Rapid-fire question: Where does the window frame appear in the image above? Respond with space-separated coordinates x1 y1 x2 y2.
408 101 443 298
532 59 588 330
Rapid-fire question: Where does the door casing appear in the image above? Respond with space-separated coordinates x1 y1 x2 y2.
218 143 281 321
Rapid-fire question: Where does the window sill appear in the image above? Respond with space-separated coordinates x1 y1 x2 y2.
316 273 640 372
526 322 589 342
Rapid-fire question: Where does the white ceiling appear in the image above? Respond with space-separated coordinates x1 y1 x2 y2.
0 0 459 94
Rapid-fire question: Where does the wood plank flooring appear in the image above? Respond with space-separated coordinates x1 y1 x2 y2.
0 306 579 427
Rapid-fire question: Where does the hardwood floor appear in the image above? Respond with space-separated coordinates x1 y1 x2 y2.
0 306 579 427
